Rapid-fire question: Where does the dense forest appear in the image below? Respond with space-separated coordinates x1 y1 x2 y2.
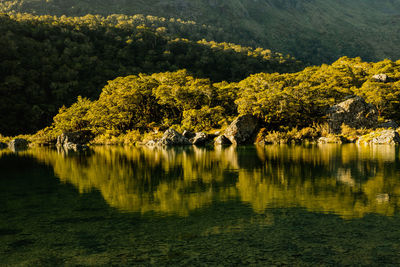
36 57 400 145
0 13 300 136
2 0 400 64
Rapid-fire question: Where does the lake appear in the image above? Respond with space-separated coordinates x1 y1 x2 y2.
1 144 400 265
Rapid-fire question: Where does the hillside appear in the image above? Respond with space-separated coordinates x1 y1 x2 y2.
2 0 400 64
0 13 300 136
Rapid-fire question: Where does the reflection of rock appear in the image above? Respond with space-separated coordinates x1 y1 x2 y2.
57 131 92 151
327 96 378 133
336 168 355 187
157 128 191 146
376 193 389 203
224 114 259 145
357 129 400 145
8 138 29 151
318 136 348 144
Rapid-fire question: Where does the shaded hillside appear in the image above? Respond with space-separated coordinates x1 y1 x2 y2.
0 13 300 136
2 0 400 64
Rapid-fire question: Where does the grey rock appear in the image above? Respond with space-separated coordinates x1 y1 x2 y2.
372 74 389 83
378 120 399 129
57 131 92 151
8 138 29 151
182 130 196 139
357 129 400 145
224 115 259 145
214 135 232 145
145 140 158 146
191 132 212 146
327 96 378 134
157 128 191 146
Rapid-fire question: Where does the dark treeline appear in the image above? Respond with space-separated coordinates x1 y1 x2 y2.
0 13 301 136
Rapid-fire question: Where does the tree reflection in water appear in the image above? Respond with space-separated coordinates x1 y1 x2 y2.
4 144 400 218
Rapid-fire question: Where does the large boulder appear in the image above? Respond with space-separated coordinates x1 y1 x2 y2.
57 131 93 151
8 138 29 151
223 115 259 145
327 96 378 134
357 129 400 145
157 128 191 146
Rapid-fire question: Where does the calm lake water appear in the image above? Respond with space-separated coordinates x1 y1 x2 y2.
1 144 400 265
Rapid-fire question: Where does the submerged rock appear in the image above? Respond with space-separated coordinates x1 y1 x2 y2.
214 135 232 145
8 138 29 151
327 96 378 134
357 129 400 145
224 114 259 145
157 128 191 146
57 131 93 151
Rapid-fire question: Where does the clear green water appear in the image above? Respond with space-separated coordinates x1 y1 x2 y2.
1 144 400 266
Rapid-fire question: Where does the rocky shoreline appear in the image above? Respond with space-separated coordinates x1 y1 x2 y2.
1 96 400 152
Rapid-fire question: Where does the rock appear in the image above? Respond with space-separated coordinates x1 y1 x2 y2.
223 115 259 145
378 120 399 129
145 140 158 146
0 142 7 150
357 129 400 145
157 128 191 146
191 132 212 146
327 96 378 134
182 130 196 139
8 138 29 151
214 135 232 145
376 193 389 203
372 74 389 83
317 136 349 144
57 131 93 151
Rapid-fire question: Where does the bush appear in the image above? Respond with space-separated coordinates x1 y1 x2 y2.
181 106 226 132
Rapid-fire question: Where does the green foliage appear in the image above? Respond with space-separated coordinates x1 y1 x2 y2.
39 57 400 145
53 96 92 133
182 106 226 132
0 13 300 136
236 57 400 127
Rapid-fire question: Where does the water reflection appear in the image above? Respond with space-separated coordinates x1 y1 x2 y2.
2 144 400 218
